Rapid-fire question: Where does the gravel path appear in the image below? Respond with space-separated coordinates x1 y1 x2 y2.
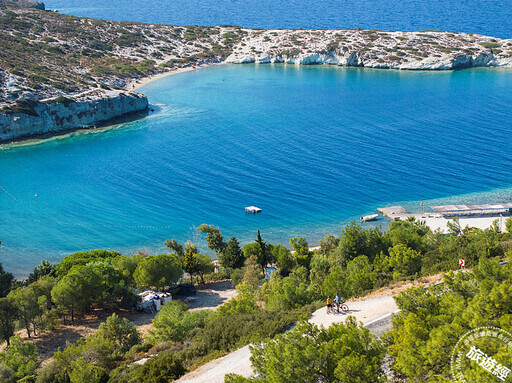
175 294 398 383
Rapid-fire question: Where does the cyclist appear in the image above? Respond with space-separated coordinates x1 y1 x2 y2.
326 295 332 314
334 293 341 313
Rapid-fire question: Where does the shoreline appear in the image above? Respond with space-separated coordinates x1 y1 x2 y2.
3 62 512 148
129 63 218 91
0 64 215 149
0 108 149 150
4 193 512 278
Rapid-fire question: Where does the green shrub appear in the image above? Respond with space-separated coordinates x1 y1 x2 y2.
6 99 39 116
480 41 500 49
137 351 185 383
53 96 73 106
235 319 384 383
0 363 15 383
68 359 108 383
150 301 212 342
0 336 38 380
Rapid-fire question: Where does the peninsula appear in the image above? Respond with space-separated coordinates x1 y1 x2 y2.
1 1 511 141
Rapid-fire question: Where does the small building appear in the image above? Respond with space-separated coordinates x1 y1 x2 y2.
245 206 262 214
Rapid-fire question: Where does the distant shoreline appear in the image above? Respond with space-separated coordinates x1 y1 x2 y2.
3 63 512 149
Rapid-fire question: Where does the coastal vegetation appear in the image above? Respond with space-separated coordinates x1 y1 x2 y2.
226 257 512 382
226 318 385 382
0 216 511 381
0 4 247 106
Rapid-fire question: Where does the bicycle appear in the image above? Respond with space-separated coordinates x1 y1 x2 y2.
327 302 349 314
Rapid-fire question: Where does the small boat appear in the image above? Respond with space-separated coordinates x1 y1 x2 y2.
245 206 262 214
360 214 378 222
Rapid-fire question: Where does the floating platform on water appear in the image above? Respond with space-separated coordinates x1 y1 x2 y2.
245 206 262 214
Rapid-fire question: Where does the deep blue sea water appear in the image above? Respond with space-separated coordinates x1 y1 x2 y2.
1 65 512 276
44 0 512 38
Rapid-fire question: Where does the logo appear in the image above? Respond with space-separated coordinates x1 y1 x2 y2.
451 326 512 382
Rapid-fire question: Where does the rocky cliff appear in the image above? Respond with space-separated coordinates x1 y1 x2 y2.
225 29 512 70
0 89 148 142
0 5 245 141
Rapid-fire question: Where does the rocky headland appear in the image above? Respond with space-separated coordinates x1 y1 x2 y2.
0 3 511 141
226 29 512 70
0 89 147 142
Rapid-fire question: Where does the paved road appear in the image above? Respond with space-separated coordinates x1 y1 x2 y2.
176 295 398 383
363 310 399 337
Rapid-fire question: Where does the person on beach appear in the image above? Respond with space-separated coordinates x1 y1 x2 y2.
326 295 332 314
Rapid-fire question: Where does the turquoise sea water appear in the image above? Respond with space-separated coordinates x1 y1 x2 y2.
44 0 512 38
1 65 512 276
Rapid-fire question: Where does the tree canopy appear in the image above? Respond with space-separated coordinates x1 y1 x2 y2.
133 254 182 291
227 318 385 383
0 335 38 380
0 263 14 298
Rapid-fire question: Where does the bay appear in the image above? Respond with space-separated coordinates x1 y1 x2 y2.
1 65 512 276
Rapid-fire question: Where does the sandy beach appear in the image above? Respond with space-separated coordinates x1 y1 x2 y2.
127 63 217 91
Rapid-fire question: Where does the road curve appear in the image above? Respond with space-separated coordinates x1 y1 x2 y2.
175 294 398 383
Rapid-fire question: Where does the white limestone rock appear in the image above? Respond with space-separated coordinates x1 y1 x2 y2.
0 89 148 142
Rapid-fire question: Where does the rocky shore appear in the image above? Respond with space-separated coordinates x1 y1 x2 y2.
0 90 148 142
0 3 511 142
226 29 512 70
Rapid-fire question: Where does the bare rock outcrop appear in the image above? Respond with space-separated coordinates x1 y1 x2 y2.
0 90 148 142
226 29 512 70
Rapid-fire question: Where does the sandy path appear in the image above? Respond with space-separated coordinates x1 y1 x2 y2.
176 346 252 383
187 281 238 312
175 294 398 383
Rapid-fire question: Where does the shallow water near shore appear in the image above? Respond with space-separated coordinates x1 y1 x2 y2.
1 64 512 276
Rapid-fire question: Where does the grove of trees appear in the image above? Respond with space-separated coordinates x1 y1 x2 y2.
0 215 511 382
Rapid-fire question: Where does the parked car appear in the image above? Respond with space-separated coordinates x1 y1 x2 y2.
171 283 196 296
